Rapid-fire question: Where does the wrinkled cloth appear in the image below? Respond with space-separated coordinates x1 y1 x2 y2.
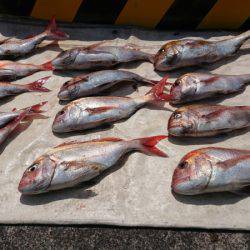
0 20 249 229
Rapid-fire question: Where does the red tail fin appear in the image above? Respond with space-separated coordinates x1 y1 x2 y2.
26 77 51 92
135 135 168 157
25 102 48 114
45 16 69 40
4 109 29 132
147 75 172 102
40 61 54 71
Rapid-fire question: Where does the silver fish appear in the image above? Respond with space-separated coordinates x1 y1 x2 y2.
171 147 250 195
168 104 250 137
165 72 250 105
0 17 68 58
58 69 157 100
53 80 169 133
18 135 167 194
0 60 52 80
0 76 50 99
154 31 250 71
51 43 154 70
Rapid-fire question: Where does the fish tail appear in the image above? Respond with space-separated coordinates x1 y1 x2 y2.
133 135 168 157
26 77 51 92
237 30 250 41
5 109 29 132
146 75 172 102
45 16 69 40
222 30 250 49
40 61 54 71
24 102 48 114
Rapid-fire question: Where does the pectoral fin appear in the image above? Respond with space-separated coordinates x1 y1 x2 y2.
60 160 105 174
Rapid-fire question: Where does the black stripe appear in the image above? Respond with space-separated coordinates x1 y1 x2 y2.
240 17 250 30
157 0 217 30
74 0 127 24
0 0 36 16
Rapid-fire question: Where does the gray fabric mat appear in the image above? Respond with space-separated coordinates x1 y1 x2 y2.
0 20 249 229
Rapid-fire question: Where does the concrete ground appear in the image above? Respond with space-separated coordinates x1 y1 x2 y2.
0 225 249 249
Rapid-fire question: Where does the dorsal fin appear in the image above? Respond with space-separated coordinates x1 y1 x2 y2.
54 140 79 148
85 41 107 50
217 155 250 170
90 137 123 142
0 37 12 44
54 137 123 149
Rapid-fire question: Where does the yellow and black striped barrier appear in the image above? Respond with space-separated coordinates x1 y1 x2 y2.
0 0 249 29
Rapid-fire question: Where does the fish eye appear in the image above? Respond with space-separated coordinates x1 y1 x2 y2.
174 112 182 119
63 81 69 87
179 161 188 169
58 110 65 116
174 80 181 86
28 164 38 172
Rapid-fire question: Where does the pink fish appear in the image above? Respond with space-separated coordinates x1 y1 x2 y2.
0 60 53 80
0 76 51 99
0 102 47 147
172 147 250 195
18 135 167 194
0 17 68 58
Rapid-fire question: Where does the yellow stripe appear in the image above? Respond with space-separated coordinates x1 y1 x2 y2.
115 0 175 28
31 0 83 22
198 0 250 29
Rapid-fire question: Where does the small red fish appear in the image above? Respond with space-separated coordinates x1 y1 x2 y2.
162 72 250 105
0 60 53 80
172 147 250 195
18 135 167 194
0 102 48 148
154 31 250 71
0 17 68 58
53 79 170 133
51 42 154 71
168 104 250 137
0 76 51 99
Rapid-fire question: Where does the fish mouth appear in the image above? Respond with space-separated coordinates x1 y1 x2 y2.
18 179 49 195
57 91 69 101
154 60 175 71
52 121 64 133
171 175 192 195
167 124 184 136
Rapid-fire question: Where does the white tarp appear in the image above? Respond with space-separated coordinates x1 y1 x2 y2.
0 20 249 229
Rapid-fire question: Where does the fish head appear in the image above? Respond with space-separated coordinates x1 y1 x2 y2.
52 49 78 69
18 155 56 195
170 74 197 104
154 42 181 71
58 80 80 101
52 103 83 133
168 107 196 136
171 150 212 195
